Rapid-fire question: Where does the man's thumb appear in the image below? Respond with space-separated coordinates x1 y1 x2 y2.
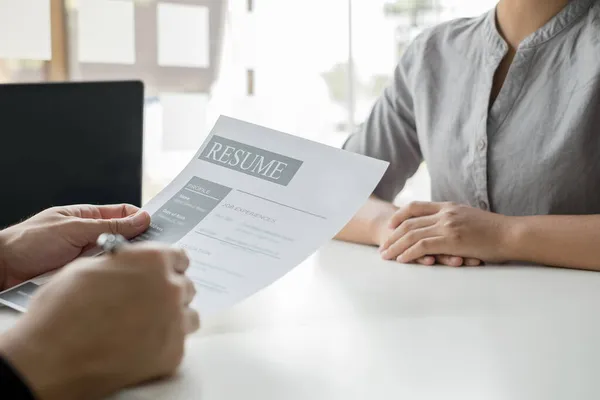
98 211 151 239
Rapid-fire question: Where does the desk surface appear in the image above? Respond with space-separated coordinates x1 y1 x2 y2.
2 241 600 400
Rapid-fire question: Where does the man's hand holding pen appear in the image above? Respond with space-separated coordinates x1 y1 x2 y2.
0 205 200 400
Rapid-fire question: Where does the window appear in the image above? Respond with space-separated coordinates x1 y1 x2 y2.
0 0 66 84
208 0 350 149
1 0 499 204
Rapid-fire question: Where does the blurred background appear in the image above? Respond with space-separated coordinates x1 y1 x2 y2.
0 0 497 204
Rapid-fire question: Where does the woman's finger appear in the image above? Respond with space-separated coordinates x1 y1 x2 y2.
382 225 441 260
415 256 436 266
381 214 438 252
389 202 445 229
436 255 464 267
464 258 482 266
397 237 450 264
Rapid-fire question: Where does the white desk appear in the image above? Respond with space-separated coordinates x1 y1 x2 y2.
2 241 600 400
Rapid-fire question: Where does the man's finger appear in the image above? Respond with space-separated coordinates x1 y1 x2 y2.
94 211 151 240
388 202 445 229
169 248 190 274
154 248 190 274
122 245 189 273
183 307 201 334
171 274 196 305
380 214 438 252
96 204 141 219
64 211 149 248
61 204 140 220
182 279 197 306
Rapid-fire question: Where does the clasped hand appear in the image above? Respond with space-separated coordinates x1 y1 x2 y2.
378 201 512 266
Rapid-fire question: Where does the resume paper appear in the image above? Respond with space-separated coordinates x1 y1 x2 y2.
0 116 388 314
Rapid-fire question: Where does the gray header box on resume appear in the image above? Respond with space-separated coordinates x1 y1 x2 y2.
134 177 232 245
199 136 303 186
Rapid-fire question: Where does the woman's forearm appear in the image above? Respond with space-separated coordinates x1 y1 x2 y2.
335 196 398 246
506 215 600 271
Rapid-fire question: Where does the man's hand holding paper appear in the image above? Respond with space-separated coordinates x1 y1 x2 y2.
0 116 388 316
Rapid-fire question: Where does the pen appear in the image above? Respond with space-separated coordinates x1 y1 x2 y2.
97 233 128 254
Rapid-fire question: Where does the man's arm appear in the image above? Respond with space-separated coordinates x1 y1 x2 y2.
335 196 397 246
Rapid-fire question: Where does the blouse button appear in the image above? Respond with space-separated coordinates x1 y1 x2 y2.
478 139 487 152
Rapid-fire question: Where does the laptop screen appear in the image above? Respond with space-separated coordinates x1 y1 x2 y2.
0 81 144 228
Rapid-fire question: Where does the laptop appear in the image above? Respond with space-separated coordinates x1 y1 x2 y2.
0 81 144 228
